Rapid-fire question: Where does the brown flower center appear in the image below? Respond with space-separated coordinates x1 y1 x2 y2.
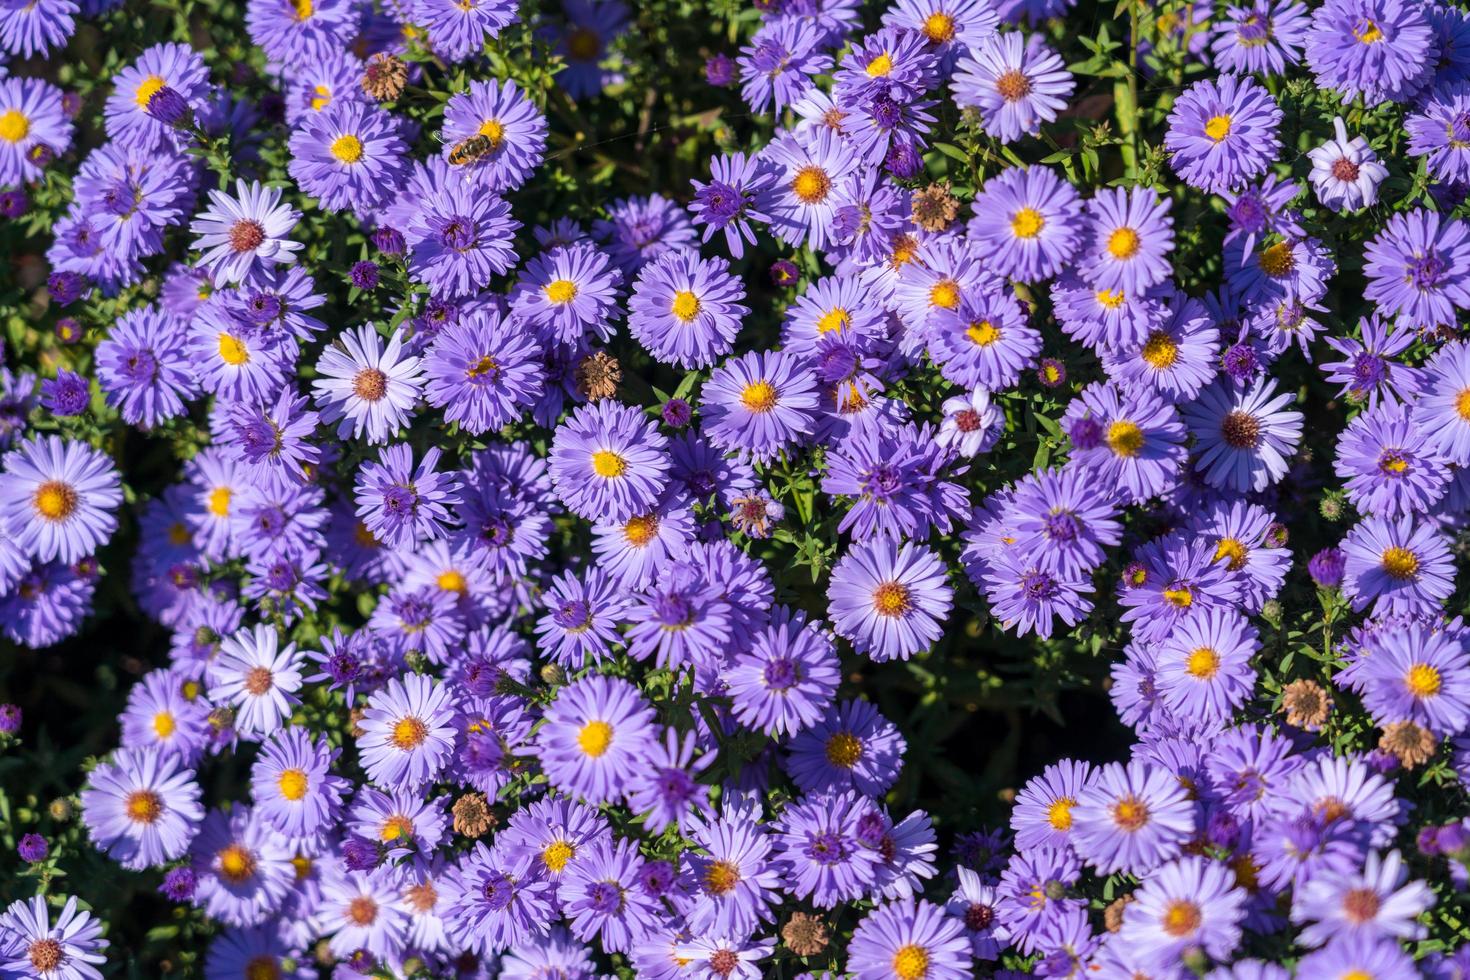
229 219 266 252
1220 410 1261 448
353 367 388 401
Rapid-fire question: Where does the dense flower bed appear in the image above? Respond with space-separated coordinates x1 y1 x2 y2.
1 0 1469 975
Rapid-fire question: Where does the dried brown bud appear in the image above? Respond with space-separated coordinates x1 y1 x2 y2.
781 911 830 957
362 53 408 102
1281 678 1332 731
452 792 496 838
912 183 960 233
575 351 622 402
1379 720 1438 769
1104 894 1135 933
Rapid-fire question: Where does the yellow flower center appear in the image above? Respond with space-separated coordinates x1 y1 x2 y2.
624 514 658 546
1355 19 1383 43
866 52 894 77
329 134 363 163
966 320 1001 346
1112 795 1149 830
817 308 850 334
277 768 309 801
0 109 29 143
791 166 831 204
1214 537 1248 571
478 118 505 146
153 712 176 739
872 581 911 616
825 731 863 768
1204 114 1231 142
929 279 961 310
32 481 77 521
126 789 162 824
923 11 955 41
892 944 930 980
245 956 282 980
670 290 702 322
1140 331 1178 369
578 720 614 757
208 486 232 517
1096 288 1126 309
542 839 576 872
1405 663 1442 698
392 716 428 750
1163 900 1202 937
1381 546 1419 580
1258 241 1295 277
1456 388 1470 421
1107 227 1140 260
381 815 413 841
1162 586 1193 608
218 332 250 366
1047 797 1074 831
591 449 626 478
436 569 467 593
1186 646 1220 679
218 844 256 884
134 75 166 110
703 860 740 895
741 380 778 413
1011 206 1045 239
1105 420 1144 457
545 278 578 304
294 0 313 19
310 85 332 111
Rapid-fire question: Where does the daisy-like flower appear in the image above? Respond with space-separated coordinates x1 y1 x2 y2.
287 100 407 213
1292 849 1433 946
701 349 820 461
417 0 519 63
443 840 556 955
1308 117 1389 212
119 670 209 764
738 19 832 114
684 800 782 937
1341 514 1454 616
833 26 938 104
0 0 75 59
827 538 953 663
951 31 1074 144
1357 623 1470 734
1364 209 1470 330
883 0 1000 69
967 164 1082 283
1165 74 1282 193
1102 291 1219 402
245 0 359 64
189 180 303 287
1079 186 1174 296
0 77 73 188
937 387 1004 458
406 175 521 299
628 250 748 369
1011 759 1093 852
590 491 696 590
1406 83 1470 185
785 699 906 798
548 400 670 522
847 896 972 980
311 324 425 444
1071 760 1194 875
356 673 458 788
249 726 347 839
190 807 297 928
224 386 320 488
725 606 840 737
774 790 882 908
535 567 630 670
625 727 715 834
592 192 697 275
1295 932 1417 978
928 290 1040 391
780 273 888 360
423 312 543 435
1154 608 1260 727
1211 0 1311 75
674 936 774 980
439 79 547 193
560 837 665 954
95 306 197 428
1117 856 1247 969
688 151 779 260
509 241 624 347
978 548 1096 640
1304 0 1433 105
0 434 122 564
764 128 862 252
80 747 204 870
103 42 211 150
1334 401 1449 517
0 896 107 980
1182 376 1303 493
536 674 656 804
1062 382 1187 504
354 444 461 550
208 624 305 739
1414 341 1470 465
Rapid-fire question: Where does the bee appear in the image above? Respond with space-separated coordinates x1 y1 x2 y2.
447 133 495 167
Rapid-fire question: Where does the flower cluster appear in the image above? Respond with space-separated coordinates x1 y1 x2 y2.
2 0 1470 975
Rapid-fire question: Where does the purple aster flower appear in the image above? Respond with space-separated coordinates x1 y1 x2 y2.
774 790 882 908
1102 290 1220 402
1295 932 1417 978
311 323 424 444
1357 622 1470 734
417 0 518 62
190 180 303 287
287 100 408 213
0 78 70 187
544 0 630 100
785 698 906 798
629 250 748 369
1308 116 1389 212
738 20 832 114
1011 759 1093 853
883 0 1000 70
1321 315 1422 407
590 192 697 276
968 164 1082 283
847 896 972 980
80 747 203 870
442 840 556 955
1293 848 1432 948
354 444 461 550
928 289 1040 391
406 177 521 299
827 537 953 662
356 673 458 789
1182 376 1303 493
422 310 542 435
763 129 862 252
1165 74 1282 193
560 837 664 954
1305 0 1433 105
1220 175 1303 262
536 674 656 804
0 434 122 564
119 669 209 764
16 834 46 863
1117 533 1241 643
1062 382 1187 504
224 385 321 487
689 151 779 259
0 705 18 735
245 0 359 64
47 270 86 306
1072 760 1194 876
94 306 197 428
509 242 623 348
1341 514 1454 616
977 547 1095 640
625 727 715 834
1154 608 1260 728
1078 186 1174 296
1334 401 1449 517
208 624 304 739
833 27 938 104
250 726 347 838
951 31 1074 143
350 260 378 290
0 896 106 980
1364 210 1470 330
725 605 840 736
1211 0 1310 75
439 79 546 193
1310 546 1347 587
701 348 820 461
937 388 1003 458
1414 340 1470 465
1117 855 1247 969
705 52 736 86
160 867 197 901
1407 82 1470 185
662 397 692 428
548 400 670 522
41 371 89 417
